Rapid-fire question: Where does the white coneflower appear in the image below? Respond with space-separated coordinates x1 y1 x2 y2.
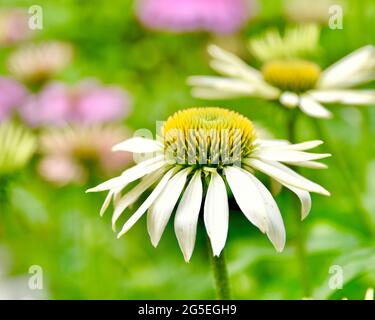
7 41 73 84
188 25 375 119
87 107 330 262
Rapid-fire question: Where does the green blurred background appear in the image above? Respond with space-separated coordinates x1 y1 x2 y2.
0 0 374 299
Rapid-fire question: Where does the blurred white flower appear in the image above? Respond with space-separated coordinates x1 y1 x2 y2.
87 107 330 261
8 41 73 84
284 0 341 24
188 25 375 119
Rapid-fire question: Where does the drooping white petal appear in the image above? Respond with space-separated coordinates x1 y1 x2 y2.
318 45 375 89
147 168 191 247
225 166 268 232
280 91 299 108
117 168 176 238
308 90 375 105
111 168 166 231
225 166 285 251
246 172 286 252
86 155 166 193
174 170 203 262
112 137 163 153
245 158 330 196
253 148 330 163
299 96 333 119
204 171 229 257
283 183 312 220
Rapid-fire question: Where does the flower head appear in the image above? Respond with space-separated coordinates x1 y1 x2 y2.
188 25 375 119
136 0 252 34
20 80 131 127
38 125 132 186
7 41 73 84
0 122 36 175
87 107 330 261
0 77 28 122
0 9 31 46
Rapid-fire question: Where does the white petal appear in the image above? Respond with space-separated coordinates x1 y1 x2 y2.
117 168 175 238
299 96 333 119
112 137 163 153
111 168 165 231
247 172 286 252
256 140 324 152
283 160 328 169
283 183 311 220
204 171 229 257
147 168 190 247
365 288 374 300
225 166 285 251
207 44 263 83
187 76 254 94
174 170 203 262
225 166 268 232
308 90 375 105
254 149 330 163
280 91 299 108
190 87 252 100
86 155 166 193
99 190 115 217
245 158 330 196
255 139 290 148
318 46 375 88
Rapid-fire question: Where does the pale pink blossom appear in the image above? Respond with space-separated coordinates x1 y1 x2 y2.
136 0 253 34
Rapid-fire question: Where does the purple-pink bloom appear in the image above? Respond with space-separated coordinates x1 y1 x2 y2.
136 0 252 34
0 77 28 122
20 80 131 127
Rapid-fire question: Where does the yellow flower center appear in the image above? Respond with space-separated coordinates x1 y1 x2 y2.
262 59 321 92
162 107 256 167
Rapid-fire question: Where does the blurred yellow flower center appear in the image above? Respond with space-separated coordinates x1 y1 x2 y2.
262 59 321 92
162 107 256 166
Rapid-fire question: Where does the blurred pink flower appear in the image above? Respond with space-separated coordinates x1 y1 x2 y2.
20 80 131 126
0 9 32 46
0 77 28 122
136 0 252 34
38 125 133 186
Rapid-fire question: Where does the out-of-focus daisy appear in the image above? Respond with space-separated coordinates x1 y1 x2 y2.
20 80 131 127
188 25 375 119
136 0 253 34
7 41 73 84
0 9 32 46
0 77 28 122
87 107 330 261
38 125 132 186
0 122 36 176
284 0 340 24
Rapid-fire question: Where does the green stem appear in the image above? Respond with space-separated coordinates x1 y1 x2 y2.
312 119 374 237
287 110 311 297
207 236 231 300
